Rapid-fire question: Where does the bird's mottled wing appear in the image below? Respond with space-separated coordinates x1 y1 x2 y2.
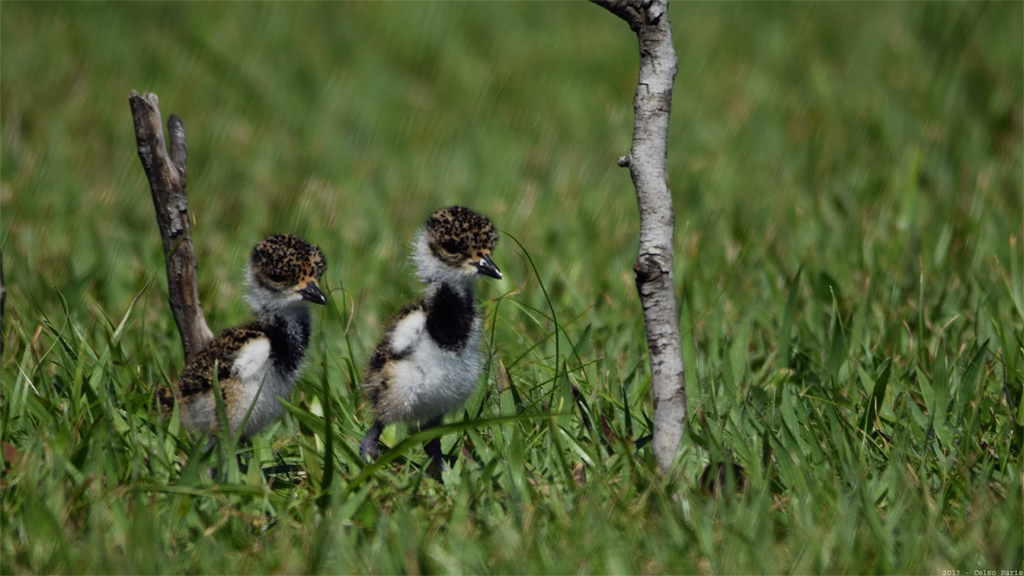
366 297 425 368
177 323 268 399
388 305 429 357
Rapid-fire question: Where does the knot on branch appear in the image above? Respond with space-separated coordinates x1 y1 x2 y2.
633 254 668 287
645 1 665 25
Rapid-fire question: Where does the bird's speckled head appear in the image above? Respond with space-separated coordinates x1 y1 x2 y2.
247 234 327 311
415 206 501 283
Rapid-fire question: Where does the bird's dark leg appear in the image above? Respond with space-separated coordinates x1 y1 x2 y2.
359 420 384 462
421 416 447 476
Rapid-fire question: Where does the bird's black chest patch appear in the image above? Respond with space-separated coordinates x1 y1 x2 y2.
263 314 310 375
426 283 475 352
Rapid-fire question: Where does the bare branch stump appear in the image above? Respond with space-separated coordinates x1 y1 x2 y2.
129 91 213 363
591 0 687 474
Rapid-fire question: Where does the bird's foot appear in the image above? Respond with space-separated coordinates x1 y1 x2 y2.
359 435 381 462
359 421 384 463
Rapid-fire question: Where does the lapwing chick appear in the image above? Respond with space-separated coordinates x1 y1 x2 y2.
157 234 327 439
360 206 501 473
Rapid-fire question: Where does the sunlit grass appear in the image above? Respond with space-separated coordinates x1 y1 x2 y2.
2 2 1022 574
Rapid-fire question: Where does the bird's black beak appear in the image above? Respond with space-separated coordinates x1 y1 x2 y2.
299 281 327 305
475 254 502 279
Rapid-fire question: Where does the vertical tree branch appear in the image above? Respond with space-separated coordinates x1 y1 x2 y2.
591 0 687 474
129 91 213 363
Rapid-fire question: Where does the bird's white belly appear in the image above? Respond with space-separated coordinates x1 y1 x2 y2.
387 326 483 424
232 367 291 436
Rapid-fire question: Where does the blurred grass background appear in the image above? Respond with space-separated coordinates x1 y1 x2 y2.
2 2 1022 574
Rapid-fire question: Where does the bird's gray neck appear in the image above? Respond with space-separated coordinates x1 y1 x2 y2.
257 303 311 376
243 267 312 374
410 235 480 352
255 301 310 329
424 276 474 300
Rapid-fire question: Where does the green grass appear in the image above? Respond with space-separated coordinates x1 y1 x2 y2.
2 1 1022 573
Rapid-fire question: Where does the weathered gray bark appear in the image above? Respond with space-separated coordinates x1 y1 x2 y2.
129 91 213 363
590 0 687 474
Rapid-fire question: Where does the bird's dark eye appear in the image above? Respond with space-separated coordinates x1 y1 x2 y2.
267 273 288 283
440 240 460 254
